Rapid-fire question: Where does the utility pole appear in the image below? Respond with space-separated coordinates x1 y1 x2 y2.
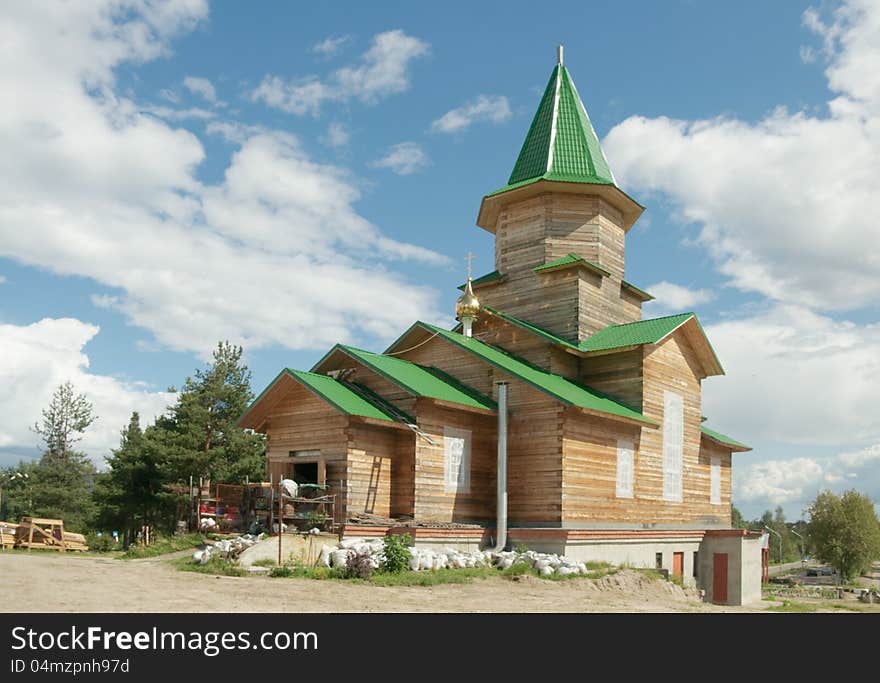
764 525 783 565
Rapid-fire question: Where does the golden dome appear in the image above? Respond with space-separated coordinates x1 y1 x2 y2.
455 277 481 320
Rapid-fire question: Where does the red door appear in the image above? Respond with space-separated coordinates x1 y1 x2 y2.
673 552 684 578
713 553 728 604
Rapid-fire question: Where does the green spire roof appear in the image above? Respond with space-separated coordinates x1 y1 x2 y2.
491 63 616 196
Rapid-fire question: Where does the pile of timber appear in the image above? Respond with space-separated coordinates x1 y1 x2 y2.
346 511 481 530
0 522 17 549
393 520 483 530
14 517 88 552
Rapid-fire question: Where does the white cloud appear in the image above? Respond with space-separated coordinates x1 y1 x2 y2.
0 1 447 356
734 457 824 507
371 142 429 176
837 443 880 468
182 75 217 103
0 318 172 466
431 95 512 134
704 304 880 448
0 275 6 284
141 104 216 121
312 35 350 57
321 122 350 148
643 281 714 313
603 0 880 311
252 29 429 115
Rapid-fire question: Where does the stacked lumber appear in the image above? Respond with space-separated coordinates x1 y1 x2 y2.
14 517 88 552
62 531 88 552
0 522 17 549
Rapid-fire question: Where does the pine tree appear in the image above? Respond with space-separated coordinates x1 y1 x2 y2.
32 381 96 460
159 342 265 484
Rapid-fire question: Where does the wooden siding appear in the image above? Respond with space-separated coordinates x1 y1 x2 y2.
506 384 564 525
562 331 733 527
400 335 563 524
699 441 733 527
477 191 641 342
264 383 348 469
579 348 644 411
472 314 553 371
411 402 496 523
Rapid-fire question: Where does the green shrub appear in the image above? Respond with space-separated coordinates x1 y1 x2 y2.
86 533 116 552
380 533 411 574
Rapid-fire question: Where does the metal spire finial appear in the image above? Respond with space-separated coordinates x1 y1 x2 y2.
557 45 564 66
466 251 475 280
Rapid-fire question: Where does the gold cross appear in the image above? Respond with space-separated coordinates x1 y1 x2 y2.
466 251 475 279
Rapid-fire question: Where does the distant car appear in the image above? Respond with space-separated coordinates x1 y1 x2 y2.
806 568 819 577
820 566 834 576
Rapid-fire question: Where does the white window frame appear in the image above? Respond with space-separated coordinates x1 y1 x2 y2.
443 427 471 494
710 455 722 505
615 438 634 498
289 449 321 458
662 390 684 503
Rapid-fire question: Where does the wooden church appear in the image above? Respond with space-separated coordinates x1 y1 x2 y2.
239 49 763 604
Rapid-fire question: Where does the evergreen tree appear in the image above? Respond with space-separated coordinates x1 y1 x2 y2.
159 342 264 484
94 413 170 539
32 381 96 460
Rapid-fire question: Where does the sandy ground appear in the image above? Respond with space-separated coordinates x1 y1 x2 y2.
0 551 765 613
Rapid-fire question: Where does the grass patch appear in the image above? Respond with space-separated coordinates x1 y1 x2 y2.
120 534 206 560
766 600 818 613
371 567 496 586
633 568 666 582
251 558 278 568
173 556 246 577
584 561 618 579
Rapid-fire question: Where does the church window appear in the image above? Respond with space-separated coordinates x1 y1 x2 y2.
662 391 684 502
443 427 471 493
615 438 634 498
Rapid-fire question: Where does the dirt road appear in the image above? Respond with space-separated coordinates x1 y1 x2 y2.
0 551 766 613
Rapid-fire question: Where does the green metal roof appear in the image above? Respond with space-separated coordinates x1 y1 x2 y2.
578 313 696 352
457 270 506 290
283 369 396 422
621 280 655 302
490 64 617 197
533 253 610 277
482 307 721 374
334 345 496 412
701 426 750 451
414 322 655 426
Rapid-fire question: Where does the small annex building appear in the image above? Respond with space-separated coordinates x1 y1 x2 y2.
239 49 762 605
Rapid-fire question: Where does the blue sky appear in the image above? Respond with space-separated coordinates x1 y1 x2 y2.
1 0 879 520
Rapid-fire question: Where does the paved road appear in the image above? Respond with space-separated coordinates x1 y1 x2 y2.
769 560 809 576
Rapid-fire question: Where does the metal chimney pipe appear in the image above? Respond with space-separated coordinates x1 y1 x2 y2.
492 382 508 552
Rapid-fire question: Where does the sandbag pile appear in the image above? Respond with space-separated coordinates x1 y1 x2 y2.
493 549 590 577
314 539 591 577
192 533 264 565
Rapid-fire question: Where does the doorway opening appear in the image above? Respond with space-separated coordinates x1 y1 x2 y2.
293 462 318 486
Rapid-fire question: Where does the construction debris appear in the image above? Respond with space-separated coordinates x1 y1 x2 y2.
346 511 482 530
191 533 264 565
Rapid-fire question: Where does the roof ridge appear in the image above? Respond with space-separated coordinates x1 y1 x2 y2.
415 321 655 426
602 311 695 329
